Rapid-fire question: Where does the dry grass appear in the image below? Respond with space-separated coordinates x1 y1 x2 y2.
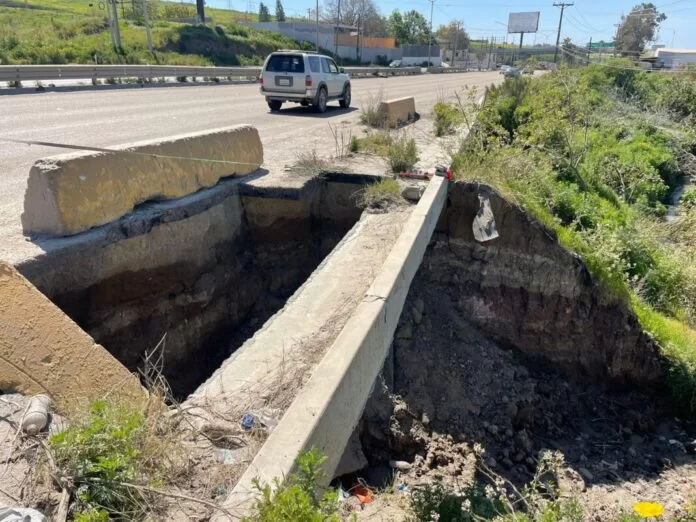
360 88 387 128
357 178 406 210
290 149 330 177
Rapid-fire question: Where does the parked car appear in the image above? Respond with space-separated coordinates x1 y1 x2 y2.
522 67 534 75
499 65 511 75
504 67 521 78
389 60 402 68
260 50 351 113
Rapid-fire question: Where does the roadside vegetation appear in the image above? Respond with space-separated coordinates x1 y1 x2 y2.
449 61 696 416
0 0 311 66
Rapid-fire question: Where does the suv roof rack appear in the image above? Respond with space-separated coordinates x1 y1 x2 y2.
275 49 319 54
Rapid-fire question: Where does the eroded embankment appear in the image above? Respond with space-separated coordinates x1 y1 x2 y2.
343 183 696 518
15 174 368 398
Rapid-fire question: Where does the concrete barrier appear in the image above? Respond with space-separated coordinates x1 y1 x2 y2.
378 96 416 128
215 176 447 520
0 262 143 409
22 125 263 237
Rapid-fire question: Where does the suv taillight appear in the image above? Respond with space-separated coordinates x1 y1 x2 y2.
259 76 263 85
305 75 312 87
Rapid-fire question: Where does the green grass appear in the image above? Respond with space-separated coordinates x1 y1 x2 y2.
454 67 696 417
356 131 419 173
359 177 404 208
0 0 311 66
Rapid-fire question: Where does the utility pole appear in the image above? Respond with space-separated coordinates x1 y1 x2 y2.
553 2 573 64
426 0 434 68
110 0 122 50
334 0 341 59
307 8 311 20
587 36 592 65
613 23 620 57
142 0 153 52
452 21 459 67
196 0 205 24
316 0 319 52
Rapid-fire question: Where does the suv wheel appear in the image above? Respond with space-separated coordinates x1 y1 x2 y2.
314 87 327 113
268 100 282 112
339 84 351 108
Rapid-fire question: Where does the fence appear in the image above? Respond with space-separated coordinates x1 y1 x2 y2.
0 64 428 83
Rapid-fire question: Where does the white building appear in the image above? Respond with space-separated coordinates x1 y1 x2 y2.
642 48 696 69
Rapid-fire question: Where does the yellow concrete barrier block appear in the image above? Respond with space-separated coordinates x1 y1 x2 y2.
379 96 416 128
22 125 263 236
0 262 143 408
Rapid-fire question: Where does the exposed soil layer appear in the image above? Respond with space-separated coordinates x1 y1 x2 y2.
19 177 366 399
348 183 696 519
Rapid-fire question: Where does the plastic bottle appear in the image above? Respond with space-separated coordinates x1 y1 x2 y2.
21 395 51 435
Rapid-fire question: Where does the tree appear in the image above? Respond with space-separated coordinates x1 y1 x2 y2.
387 9 430 46
435 22 469 63
258 2 271 22
475 49 486 70
324 0 387 37
275 0 286 21
561 37 583 66
615 3 666 56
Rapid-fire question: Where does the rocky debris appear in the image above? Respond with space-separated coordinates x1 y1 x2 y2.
356 280 696 518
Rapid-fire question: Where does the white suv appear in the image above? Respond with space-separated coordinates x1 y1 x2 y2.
260 50 351 113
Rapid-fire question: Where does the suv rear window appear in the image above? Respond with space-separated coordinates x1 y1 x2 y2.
265 54 305 73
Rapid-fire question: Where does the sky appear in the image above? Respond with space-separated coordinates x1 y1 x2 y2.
202 0 696 48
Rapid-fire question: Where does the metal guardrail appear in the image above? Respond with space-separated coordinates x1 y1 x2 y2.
0 64 427 83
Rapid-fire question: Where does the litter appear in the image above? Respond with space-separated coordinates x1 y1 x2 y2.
472 194 499 242
349 481 374 506
241 414 255 431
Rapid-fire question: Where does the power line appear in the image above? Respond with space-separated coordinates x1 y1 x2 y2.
553 2 573 64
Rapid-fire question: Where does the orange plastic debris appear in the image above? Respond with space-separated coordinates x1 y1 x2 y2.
350 484 374 505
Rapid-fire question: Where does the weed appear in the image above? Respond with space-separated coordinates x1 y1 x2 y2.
8 80 22 88
360 89 386 128
357 132 393 156
47 396 186 521
293 149 329 177
176 75 188 83
242 449 341 522
358 178 404 209
350 135 360 153
433 102 463 137
387 134 419 173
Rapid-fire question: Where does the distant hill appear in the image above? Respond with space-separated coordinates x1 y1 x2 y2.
0 0 311 66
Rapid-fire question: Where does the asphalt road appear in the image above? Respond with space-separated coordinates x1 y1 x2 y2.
0 71 499 264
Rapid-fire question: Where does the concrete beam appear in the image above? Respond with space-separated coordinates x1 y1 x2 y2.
379 96 416 128
0 262 143 409
215 176 447 520
22 125 263 237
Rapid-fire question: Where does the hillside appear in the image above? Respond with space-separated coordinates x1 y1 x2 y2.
448 62 696 415
0 0 310 66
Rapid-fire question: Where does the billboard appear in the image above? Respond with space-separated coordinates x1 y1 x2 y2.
507 12 540 33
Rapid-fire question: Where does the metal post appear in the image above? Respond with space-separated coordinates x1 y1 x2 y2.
142 0 153 52
553 2 573 64
426 0 434 68
587 36 592 65
334 0 340 59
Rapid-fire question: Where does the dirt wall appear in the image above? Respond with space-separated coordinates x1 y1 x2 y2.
432 183 662 387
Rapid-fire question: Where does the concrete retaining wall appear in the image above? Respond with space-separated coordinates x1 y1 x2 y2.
0 262 143 408
379 96 416 128
21 125 263 237
214 176 447 520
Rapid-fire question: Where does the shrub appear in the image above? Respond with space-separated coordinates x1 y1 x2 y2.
387 134 419 173
241 449 340 522
360 89 386 128
358 178 404 209
350 135 359 153
433 102 462 137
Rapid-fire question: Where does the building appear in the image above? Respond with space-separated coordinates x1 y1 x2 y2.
245 21 439 65
641 48 696 69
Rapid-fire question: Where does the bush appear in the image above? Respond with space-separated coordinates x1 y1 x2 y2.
49 400 173 520
242 449 340 522
358 178 404 209
360 89 386 128
387 134 419 173
433 102 462 137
